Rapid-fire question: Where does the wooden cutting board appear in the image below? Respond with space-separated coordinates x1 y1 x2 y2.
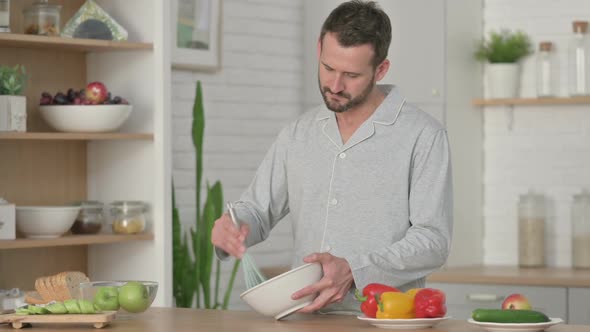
0 311 116 329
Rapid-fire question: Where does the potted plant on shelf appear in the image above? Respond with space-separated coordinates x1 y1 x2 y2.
475 30 532 99
0 64 27 132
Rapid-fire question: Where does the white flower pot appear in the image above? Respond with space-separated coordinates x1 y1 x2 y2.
0 95 27 132
487 63 520 99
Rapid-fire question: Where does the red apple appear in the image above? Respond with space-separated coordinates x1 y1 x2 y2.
85 81 109 104
502 293 532 310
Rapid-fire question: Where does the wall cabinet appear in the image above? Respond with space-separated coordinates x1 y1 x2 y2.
0 0 171 306
303 0 484 266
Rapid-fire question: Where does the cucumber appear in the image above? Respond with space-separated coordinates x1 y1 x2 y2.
472 309 550 323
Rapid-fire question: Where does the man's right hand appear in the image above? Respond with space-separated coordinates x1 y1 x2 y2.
211 213 249 258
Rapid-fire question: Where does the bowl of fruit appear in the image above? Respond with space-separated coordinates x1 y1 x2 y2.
79 280 158 315
39 82 132 133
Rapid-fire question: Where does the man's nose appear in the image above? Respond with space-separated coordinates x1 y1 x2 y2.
330 74 344 94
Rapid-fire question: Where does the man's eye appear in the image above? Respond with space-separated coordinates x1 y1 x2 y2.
346 73 359 78
324 66 334 71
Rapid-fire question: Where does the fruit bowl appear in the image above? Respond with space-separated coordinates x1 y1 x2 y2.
240 262 323 320
79 281 158 315
16 206 80 238
39 104 132 133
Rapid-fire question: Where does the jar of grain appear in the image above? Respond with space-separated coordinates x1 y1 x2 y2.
572 190 590 269
109 201 146 234
518 191 546 267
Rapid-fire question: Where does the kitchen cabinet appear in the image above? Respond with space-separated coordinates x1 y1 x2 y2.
568 288 590 325
303 0 484 266
0 0 171 307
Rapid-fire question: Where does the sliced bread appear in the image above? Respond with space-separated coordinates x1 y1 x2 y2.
24 291 47 305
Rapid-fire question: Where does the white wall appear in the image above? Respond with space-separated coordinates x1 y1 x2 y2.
171 0 303 309
482 0 590 267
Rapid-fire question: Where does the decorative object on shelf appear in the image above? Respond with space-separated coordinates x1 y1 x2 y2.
518 191 546 268
172 0 221 71
568 21 589 96
536 41 558 98
61 0 128 41
22 0 61 36
0 64 27 132
475 29 532 98
172 81 240 309
0 198 16 240
571 190 590 269
0 0 10 33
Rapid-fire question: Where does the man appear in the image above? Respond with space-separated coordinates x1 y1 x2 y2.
212 0 452 314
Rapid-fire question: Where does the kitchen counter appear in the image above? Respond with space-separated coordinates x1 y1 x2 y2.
262 265 590 287
0 308 587 332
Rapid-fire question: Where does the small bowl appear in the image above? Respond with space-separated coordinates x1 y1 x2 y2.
79 281 158 315
16 206 80 238
39 104 132 132
240 262 323 320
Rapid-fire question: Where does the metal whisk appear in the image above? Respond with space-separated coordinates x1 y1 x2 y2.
227 202 267 289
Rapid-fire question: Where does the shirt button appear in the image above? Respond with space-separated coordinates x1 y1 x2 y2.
339 152 346 159
331 198 338 205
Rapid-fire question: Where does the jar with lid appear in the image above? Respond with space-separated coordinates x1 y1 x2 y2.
536 41 558 97
0 0 10 33
71 201 104 235
572 190 590 269
23 0 61 36
568 21 590 96
109 201 147 234
518 191 546 267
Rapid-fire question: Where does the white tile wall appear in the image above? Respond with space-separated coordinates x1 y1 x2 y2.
483 0 590 267
171 0 303 309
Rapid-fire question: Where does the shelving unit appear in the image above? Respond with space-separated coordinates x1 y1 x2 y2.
0 0 171 306
472 96 590 106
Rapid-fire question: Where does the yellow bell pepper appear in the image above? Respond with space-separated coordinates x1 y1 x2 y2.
405 288 424 300
376 292 415 319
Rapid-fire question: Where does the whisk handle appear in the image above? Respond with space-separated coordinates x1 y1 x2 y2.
226 202 240 228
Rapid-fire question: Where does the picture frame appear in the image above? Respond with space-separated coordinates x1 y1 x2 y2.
172 0 222 71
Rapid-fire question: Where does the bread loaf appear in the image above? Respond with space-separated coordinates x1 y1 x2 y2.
27 271 89 304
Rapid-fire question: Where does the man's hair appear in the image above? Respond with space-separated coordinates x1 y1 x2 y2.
319 0 392 68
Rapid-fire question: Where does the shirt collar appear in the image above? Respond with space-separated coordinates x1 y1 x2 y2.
314 85 405 125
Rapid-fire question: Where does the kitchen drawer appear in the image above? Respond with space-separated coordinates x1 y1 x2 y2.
428 282 567 321
568 287 590 325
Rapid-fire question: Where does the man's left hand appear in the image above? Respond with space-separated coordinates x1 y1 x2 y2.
291 252 354 313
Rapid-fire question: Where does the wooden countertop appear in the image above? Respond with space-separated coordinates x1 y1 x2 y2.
0 308 586 331
262 265 590 288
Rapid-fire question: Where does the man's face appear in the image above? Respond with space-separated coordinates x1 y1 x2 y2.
318 32 377 113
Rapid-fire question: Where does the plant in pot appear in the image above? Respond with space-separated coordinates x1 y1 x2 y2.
0 65 27 132
475 30 532 98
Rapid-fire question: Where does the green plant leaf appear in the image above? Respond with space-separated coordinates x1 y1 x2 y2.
475 29 532 63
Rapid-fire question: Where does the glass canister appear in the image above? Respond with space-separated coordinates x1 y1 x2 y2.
71 201 104 234
518 191 546 267
572 191 590 269
22 0 61 36
0 0 10 33
568 21 590 96
536 41 558 98
109 201 147 234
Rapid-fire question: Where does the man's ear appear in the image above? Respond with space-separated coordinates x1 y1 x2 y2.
375 59 390 81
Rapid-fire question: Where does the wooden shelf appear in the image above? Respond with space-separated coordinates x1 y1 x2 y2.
0 233 154 249
0 132 153 140
0 33 153 52
473 96 590 106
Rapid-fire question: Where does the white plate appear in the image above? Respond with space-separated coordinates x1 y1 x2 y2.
357 316 450 329
467 318 563 332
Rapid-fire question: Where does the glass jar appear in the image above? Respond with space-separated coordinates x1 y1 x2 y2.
109 201 146 234
572 191 590 269
72 201 104 234
536 41 557 98
23 0 61 36
518 191 546 267
0 0 10 33
568 21 590 96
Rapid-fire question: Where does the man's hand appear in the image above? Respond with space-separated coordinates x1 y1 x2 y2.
291 252 354 313
211 213 249 258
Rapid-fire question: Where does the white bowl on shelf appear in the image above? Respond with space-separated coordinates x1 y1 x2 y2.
240 262 323 320
39 104 132 133
16 206 80 239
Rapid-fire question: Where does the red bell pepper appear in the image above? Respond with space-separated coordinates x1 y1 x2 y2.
414 288 447 318
355 283 400 318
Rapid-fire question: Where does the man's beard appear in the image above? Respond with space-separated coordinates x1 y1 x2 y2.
319 75 375 113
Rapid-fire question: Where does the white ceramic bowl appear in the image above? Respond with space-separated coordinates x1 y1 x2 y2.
16 206 80 238
39 105 132 133
240 262 323 320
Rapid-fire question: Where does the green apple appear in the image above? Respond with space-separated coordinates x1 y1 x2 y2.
118 281 150 313
93 286 120 311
